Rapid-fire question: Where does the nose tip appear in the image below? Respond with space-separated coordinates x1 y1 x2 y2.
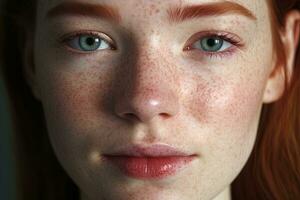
114 89 179 123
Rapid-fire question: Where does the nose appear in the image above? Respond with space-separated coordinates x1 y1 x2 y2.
114 86 179 123
113 52 179 123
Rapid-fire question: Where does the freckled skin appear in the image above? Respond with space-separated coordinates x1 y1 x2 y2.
32 0 278 200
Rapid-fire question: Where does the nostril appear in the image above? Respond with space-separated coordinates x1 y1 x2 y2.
122 112 171 122
159 113 170 119
160 113 174 121
123 113 139 121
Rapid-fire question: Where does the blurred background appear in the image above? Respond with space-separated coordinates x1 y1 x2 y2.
0 73 16 200
0 0 17 198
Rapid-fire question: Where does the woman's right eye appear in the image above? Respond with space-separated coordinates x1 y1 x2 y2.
63 33 114 52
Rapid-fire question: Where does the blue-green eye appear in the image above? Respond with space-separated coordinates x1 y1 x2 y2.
66 34 111 52
193 36 232 52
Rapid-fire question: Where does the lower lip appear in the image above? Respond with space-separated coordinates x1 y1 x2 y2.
104 156 196 179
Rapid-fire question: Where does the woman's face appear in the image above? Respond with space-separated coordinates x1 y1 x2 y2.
32 0 278 199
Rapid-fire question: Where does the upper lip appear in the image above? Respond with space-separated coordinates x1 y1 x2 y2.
104 143 196 157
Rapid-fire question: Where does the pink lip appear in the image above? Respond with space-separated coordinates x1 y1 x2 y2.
103 144 197 179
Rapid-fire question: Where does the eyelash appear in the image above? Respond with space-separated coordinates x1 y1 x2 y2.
59 30 116 54
59 30 244 58
183 31 244 59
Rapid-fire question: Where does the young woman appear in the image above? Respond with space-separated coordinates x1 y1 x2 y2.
1 0 299 199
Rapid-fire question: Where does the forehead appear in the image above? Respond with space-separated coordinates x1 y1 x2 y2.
37 0 268 22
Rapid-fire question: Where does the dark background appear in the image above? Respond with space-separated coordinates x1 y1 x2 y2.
0 73 16 200
1 0 17 197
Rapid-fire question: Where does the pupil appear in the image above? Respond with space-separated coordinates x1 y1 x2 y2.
86 37 95 46
207 38 218 47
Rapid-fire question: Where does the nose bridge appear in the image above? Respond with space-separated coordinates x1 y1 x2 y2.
113 40 180 123
134 44 167 88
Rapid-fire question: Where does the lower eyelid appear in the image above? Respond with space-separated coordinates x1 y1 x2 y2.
60 45 115 56
185 45 239 60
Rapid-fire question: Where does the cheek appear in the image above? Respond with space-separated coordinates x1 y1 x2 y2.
188 75 265 136
37 67 118 171
39 68 113 135
213 82 263 126
185 75 266 176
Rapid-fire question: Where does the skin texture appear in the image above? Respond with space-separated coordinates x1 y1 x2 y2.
24 0 299 200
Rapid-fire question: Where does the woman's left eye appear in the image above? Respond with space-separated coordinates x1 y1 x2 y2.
192 36 232 52
63 33 113 52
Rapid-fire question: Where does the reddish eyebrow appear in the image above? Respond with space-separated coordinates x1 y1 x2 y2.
168 2 257 23
46 2 121 23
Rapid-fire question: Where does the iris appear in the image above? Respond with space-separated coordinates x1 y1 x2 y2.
200 37 224 52
78 35 102 51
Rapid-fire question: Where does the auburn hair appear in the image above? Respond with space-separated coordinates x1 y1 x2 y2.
0 0 299 200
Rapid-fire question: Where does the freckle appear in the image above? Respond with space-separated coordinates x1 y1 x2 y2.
150 4 155 10
148 4 160 16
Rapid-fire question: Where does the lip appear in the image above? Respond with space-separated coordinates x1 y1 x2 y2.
106 143 195 157
103 144 197 179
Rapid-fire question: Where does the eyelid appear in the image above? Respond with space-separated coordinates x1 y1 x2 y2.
183 31 244 51
59 30 117 51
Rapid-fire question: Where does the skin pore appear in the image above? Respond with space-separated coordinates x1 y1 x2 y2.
24 0 299 200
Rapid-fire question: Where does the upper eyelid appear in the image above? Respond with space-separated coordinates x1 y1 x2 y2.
187 31 242 43
183 31 244 51
59 30 117 49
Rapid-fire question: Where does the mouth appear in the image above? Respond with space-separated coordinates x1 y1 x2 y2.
103 144 197 179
